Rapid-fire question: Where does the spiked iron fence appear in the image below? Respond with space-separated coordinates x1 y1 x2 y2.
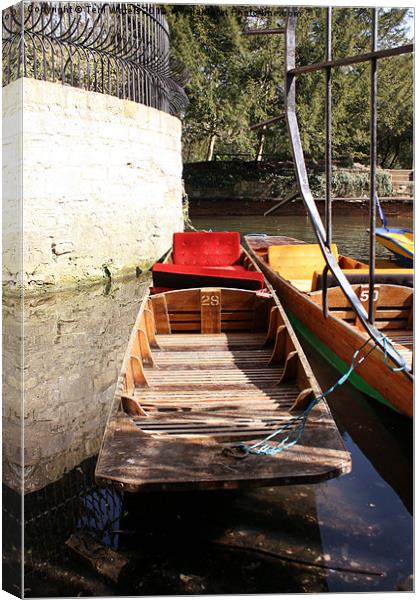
2 2 188 115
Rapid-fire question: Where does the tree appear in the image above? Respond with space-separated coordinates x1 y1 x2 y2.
167 6 413 168
166 6 255 161
377 53 413 168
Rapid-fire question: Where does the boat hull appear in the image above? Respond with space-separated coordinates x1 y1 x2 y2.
95 283 352 492
375 227 414 267
286 310 392 409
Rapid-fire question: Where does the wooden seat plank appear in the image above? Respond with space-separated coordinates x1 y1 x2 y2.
385 329 413 368
95 413 350 492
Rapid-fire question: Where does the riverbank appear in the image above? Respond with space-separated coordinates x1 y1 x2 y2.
184 160 413 217
189 197 413 217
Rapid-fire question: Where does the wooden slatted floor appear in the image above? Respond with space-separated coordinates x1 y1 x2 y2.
96 336 351 492
386 329 413 369
133 332 299 441
155 332 267 349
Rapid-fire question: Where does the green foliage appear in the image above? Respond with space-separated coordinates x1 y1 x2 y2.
377 54 413 168
167 7 413 168
331 170 393 197
166 6 286 162
184 162 393 198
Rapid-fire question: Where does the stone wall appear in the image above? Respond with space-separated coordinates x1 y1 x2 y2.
2 78 183 292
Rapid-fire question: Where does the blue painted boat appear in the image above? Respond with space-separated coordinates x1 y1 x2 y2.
375 227 414 267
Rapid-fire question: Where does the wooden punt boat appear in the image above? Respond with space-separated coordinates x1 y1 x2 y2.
95 281 351 492
245 235 413 418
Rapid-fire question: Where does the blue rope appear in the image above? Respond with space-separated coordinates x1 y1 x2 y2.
234 331 409 458
379 332 408 372
235 335 387 458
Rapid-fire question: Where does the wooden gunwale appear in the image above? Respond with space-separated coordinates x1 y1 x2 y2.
245 236 413 418
95 245 352 492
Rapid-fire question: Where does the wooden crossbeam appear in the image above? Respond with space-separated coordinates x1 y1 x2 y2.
138 329 155 366
242 28 285 36
144 301 159 348
290 388 315 413
121 394 148 416
268 325 287 365
130 355 148 386
151 294 171 334
289 44 413 76
264 306 285 343
278 350 298 384
250 114 284 131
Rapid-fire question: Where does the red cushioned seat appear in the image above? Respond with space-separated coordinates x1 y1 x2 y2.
173 232 241 266
152 263 264 291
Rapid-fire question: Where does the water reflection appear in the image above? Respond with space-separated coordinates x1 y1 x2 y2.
78 488 122 550
3 276 150 493
301 342 413 592
2 214 413 595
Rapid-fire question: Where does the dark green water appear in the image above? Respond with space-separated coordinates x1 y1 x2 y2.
3 214 413 596
193 213 413 262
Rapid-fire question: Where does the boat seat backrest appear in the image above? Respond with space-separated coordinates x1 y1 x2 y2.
151 287 271 334
268 244 339 281
173 232 241 266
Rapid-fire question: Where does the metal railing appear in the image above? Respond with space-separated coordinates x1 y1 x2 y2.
2 2 188 116
246 8 413 374
284 8 412 371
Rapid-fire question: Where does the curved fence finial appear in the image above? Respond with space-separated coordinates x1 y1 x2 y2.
2 2 188 116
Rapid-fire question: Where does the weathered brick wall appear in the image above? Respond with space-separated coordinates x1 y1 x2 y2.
2 77 183 292
3 277 149 493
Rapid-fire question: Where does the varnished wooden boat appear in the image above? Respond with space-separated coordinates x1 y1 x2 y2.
245 235 413 418
95 279 351 492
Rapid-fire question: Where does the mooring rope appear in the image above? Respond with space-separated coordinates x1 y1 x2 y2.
380 332 409 372
224 332 408 459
